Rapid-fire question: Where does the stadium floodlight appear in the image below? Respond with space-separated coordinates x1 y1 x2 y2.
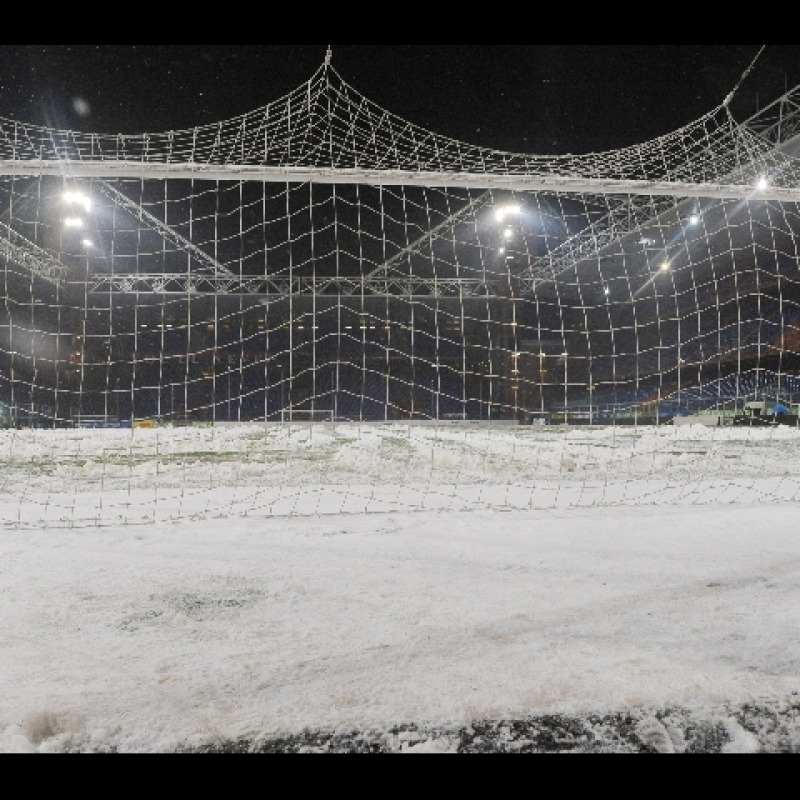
495 205 522 224
660 261 672 272
64 218 84 230
757 177 770 192
63 191 92 214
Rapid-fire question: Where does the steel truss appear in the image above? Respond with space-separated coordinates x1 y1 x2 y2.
89 274 496 299
0 220 69 286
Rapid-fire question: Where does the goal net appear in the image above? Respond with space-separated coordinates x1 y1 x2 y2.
3 55 800 528
280 410 335 424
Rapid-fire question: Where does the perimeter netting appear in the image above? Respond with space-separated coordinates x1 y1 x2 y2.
3 58 800 528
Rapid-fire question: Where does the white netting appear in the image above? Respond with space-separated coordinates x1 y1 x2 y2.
0 62 791 191
3 55 800 529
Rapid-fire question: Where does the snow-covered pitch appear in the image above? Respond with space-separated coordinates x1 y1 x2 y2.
3 422 800 529
2 423 800 753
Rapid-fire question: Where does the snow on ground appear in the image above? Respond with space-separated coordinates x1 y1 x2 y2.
1 423 799 753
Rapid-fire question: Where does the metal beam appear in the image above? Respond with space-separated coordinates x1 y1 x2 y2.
364 191 493 281
87 274 496 299
93 182 242 284
744 85 800 146
0 221 69 286
518 195 678 292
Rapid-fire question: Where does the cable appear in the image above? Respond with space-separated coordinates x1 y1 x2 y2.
724 46 768 108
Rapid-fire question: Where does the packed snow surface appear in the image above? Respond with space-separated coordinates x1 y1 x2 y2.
1 423 799 753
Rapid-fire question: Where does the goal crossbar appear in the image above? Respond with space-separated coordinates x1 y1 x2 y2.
0 161 795 203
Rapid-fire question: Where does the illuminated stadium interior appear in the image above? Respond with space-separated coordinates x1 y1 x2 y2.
3 54 800 428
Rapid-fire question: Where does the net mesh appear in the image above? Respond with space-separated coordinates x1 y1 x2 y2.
3 58 800 528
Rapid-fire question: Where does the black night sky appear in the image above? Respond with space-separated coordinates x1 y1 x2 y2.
0 45 797 155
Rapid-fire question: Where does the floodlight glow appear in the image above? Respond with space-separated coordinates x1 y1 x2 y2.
660 261 672 271
64 191 92 213
689 215 701 226
757 177 770 192
64 218 84 230
495 205 522 224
